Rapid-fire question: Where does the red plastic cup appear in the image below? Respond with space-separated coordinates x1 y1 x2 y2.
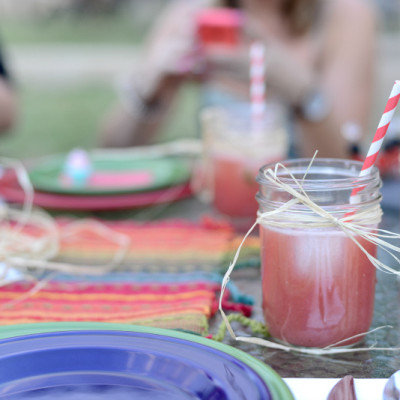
196 8 243 49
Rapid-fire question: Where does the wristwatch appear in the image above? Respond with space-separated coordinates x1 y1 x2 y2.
114 75 146 116
296 89 330 122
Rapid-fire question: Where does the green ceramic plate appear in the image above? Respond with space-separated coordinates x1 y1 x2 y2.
28 154 191 195
0 322 294 400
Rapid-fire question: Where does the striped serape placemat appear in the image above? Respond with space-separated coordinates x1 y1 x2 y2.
54 216 260 272
0 272 253 336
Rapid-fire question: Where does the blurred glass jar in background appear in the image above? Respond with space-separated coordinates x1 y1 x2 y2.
198 101 288 230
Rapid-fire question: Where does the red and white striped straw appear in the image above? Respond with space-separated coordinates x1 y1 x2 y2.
350 80 400 200
249 41 266 127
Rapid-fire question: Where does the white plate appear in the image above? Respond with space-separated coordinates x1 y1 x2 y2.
284 378 387 400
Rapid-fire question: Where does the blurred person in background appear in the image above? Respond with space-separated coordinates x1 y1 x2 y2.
97 0 377 159
0 43 17 133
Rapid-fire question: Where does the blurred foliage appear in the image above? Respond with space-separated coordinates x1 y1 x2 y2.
0 0 199 160
0 81 200 160
66 0 130 15
1 0 164 44
0 83 114 159
156 82 201 145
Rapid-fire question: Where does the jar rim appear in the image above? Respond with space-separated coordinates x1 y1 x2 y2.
200 101 285 128
257 158 380 190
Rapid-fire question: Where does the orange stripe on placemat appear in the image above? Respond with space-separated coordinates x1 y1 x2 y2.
0 305 212 321
0 293 215 312
0 283 218 296
59 235 231 257
54 217 244 270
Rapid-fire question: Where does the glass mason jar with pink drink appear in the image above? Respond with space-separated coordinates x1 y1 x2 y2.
200 102 288 228
256 158 382 348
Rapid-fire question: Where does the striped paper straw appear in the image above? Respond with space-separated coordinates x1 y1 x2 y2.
350 80 400 200
249 41 266 129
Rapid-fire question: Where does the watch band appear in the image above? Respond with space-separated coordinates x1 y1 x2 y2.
295 89 330 122
114 75 146 116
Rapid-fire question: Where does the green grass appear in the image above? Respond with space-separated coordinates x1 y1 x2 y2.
0 83 115 159
0 3 200 161
156 83 201 144
0 3 155 45
0 80 200 160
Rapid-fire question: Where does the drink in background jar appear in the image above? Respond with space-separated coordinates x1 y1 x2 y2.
256 158 382 348
200 102 288 229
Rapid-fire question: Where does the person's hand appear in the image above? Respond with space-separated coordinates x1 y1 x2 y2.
203 38 315 107
261 43 315 106
201 11 316 107
139 0 207 97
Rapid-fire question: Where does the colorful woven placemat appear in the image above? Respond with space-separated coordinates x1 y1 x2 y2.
0 272 253 336
0 216 259 335
54 216 260 272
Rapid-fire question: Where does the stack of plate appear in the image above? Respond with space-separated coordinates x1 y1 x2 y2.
0 152 193 211
0 323 294 399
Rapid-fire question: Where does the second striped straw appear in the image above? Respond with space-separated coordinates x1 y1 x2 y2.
249 41 266 133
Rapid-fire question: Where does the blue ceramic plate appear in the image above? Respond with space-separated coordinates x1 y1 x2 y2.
0 324 293 400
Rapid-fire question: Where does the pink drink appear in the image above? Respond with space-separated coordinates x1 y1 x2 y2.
260 225 377 348
211 152 268 218
200 102 288 224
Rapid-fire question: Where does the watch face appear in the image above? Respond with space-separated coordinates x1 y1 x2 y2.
302 90 330 122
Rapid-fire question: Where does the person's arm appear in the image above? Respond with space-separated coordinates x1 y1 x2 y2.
0 78 16 132
0 47 17 133
202 0 377 159
295 0 377 158
98 73 186 148
98 0 212 148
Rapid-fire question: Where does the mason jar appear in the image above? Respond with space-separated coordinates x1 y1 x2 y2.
256 158 382 348
199 101 288 230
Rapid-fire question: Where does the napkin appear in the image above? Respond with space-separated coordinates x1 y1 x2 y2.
283 378 387 400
